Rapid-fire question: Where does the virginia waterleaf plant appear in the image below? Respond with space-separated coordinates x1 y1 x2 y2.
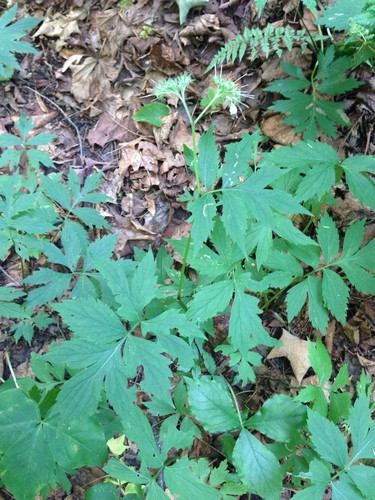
0 9 375 498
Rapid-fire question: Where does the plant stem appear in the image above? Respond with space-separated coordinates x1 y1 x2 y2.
5 351 19 389
227 381 243 428
177 233 192 301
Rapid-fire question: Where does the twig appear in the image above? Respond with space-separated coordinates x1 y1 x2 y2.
24 85 84 159
0 266 21 286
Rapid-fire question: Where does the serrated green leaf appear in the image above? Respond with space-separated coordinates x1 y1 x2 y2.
328 391 351 424
342 219 366 259
164 456 220 499
293 459 331 499
342 156 375 210
286 280 308 323
307 409 348 467
85 482 119 499
132 102 170 127
24 269 72 306
295 385 328 416
347 464 375 498
232 429 282 499
0 389 107 500
104 457 151 484
266 140 339 169
229 290 274 355
222 190 248 255
124 335 174 404
317 212 339 264
316 0 367 30
72 206 110 229
246 394 306 442
187 378 241 433
331 364 349 390
308 338 332 386
121 404 164 468
188 193 217 255
307 276 329 333
322 269 349 324
350 392 375 462
197 124 219 190
221 131 262 188
187 279 234 324
331 475 364 499
54 297 128 342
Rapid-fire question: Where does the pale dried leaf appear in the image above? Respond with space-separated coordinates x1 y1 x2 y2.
267 329 311 384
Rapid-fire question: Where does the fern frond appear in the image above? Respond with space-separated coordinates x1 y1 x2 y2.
206 25 311 72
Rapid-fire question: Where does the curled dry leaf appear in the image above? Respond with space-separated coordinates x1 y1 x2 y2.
267 329 311 384
261 114 300 145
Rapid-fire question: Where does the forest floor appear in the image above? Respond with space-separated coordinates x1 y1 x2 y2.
0 0 374 498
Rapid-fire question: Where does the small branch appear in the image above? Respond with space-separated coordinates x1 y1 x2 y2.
24 85 84 159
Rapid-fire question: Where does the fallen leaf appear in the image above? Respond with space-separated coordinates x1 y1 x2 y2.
133 103 170 127
267 329 311 384
261 114 300 145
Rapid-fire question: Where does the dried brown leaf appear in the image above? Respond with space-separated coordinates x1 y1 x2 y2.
267 329 311 384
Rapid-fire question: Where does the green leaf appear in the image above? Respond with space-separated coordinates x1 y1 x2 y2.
85 482 119 499
232 429 282 499
197 124 220 190
307 409 348 467
104 457 151 484
331 475 364 499
187 378 241 433
308 338 332 386
350 392 375 462
328 391 351 424
342 156 375 210
317 212 339 264
164 456 220 499
286 280 308 323
174 0 209 24
316 0 367 30
322 269 349 324
24 269 72 306
307 276 330 333
188 193 217 255
222 190 248 255
0 389 107 500
347 464 375 498
246 394 306 442
187 280 234 324
132 103 170 127
53 297 128 342
121 405 164 468
293 459 331 499
0 6 40 79
229 290 275 356
124 336 174 404
222 131 262 188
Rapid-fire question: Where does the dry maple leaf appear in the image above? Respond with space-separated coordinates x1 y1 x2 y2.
267 329 311 384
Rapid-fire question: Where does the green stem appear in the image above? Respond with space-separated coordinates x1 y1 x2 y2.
177 233 192 301
303 193 328 234
227 381 243 428
5 351 19 389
